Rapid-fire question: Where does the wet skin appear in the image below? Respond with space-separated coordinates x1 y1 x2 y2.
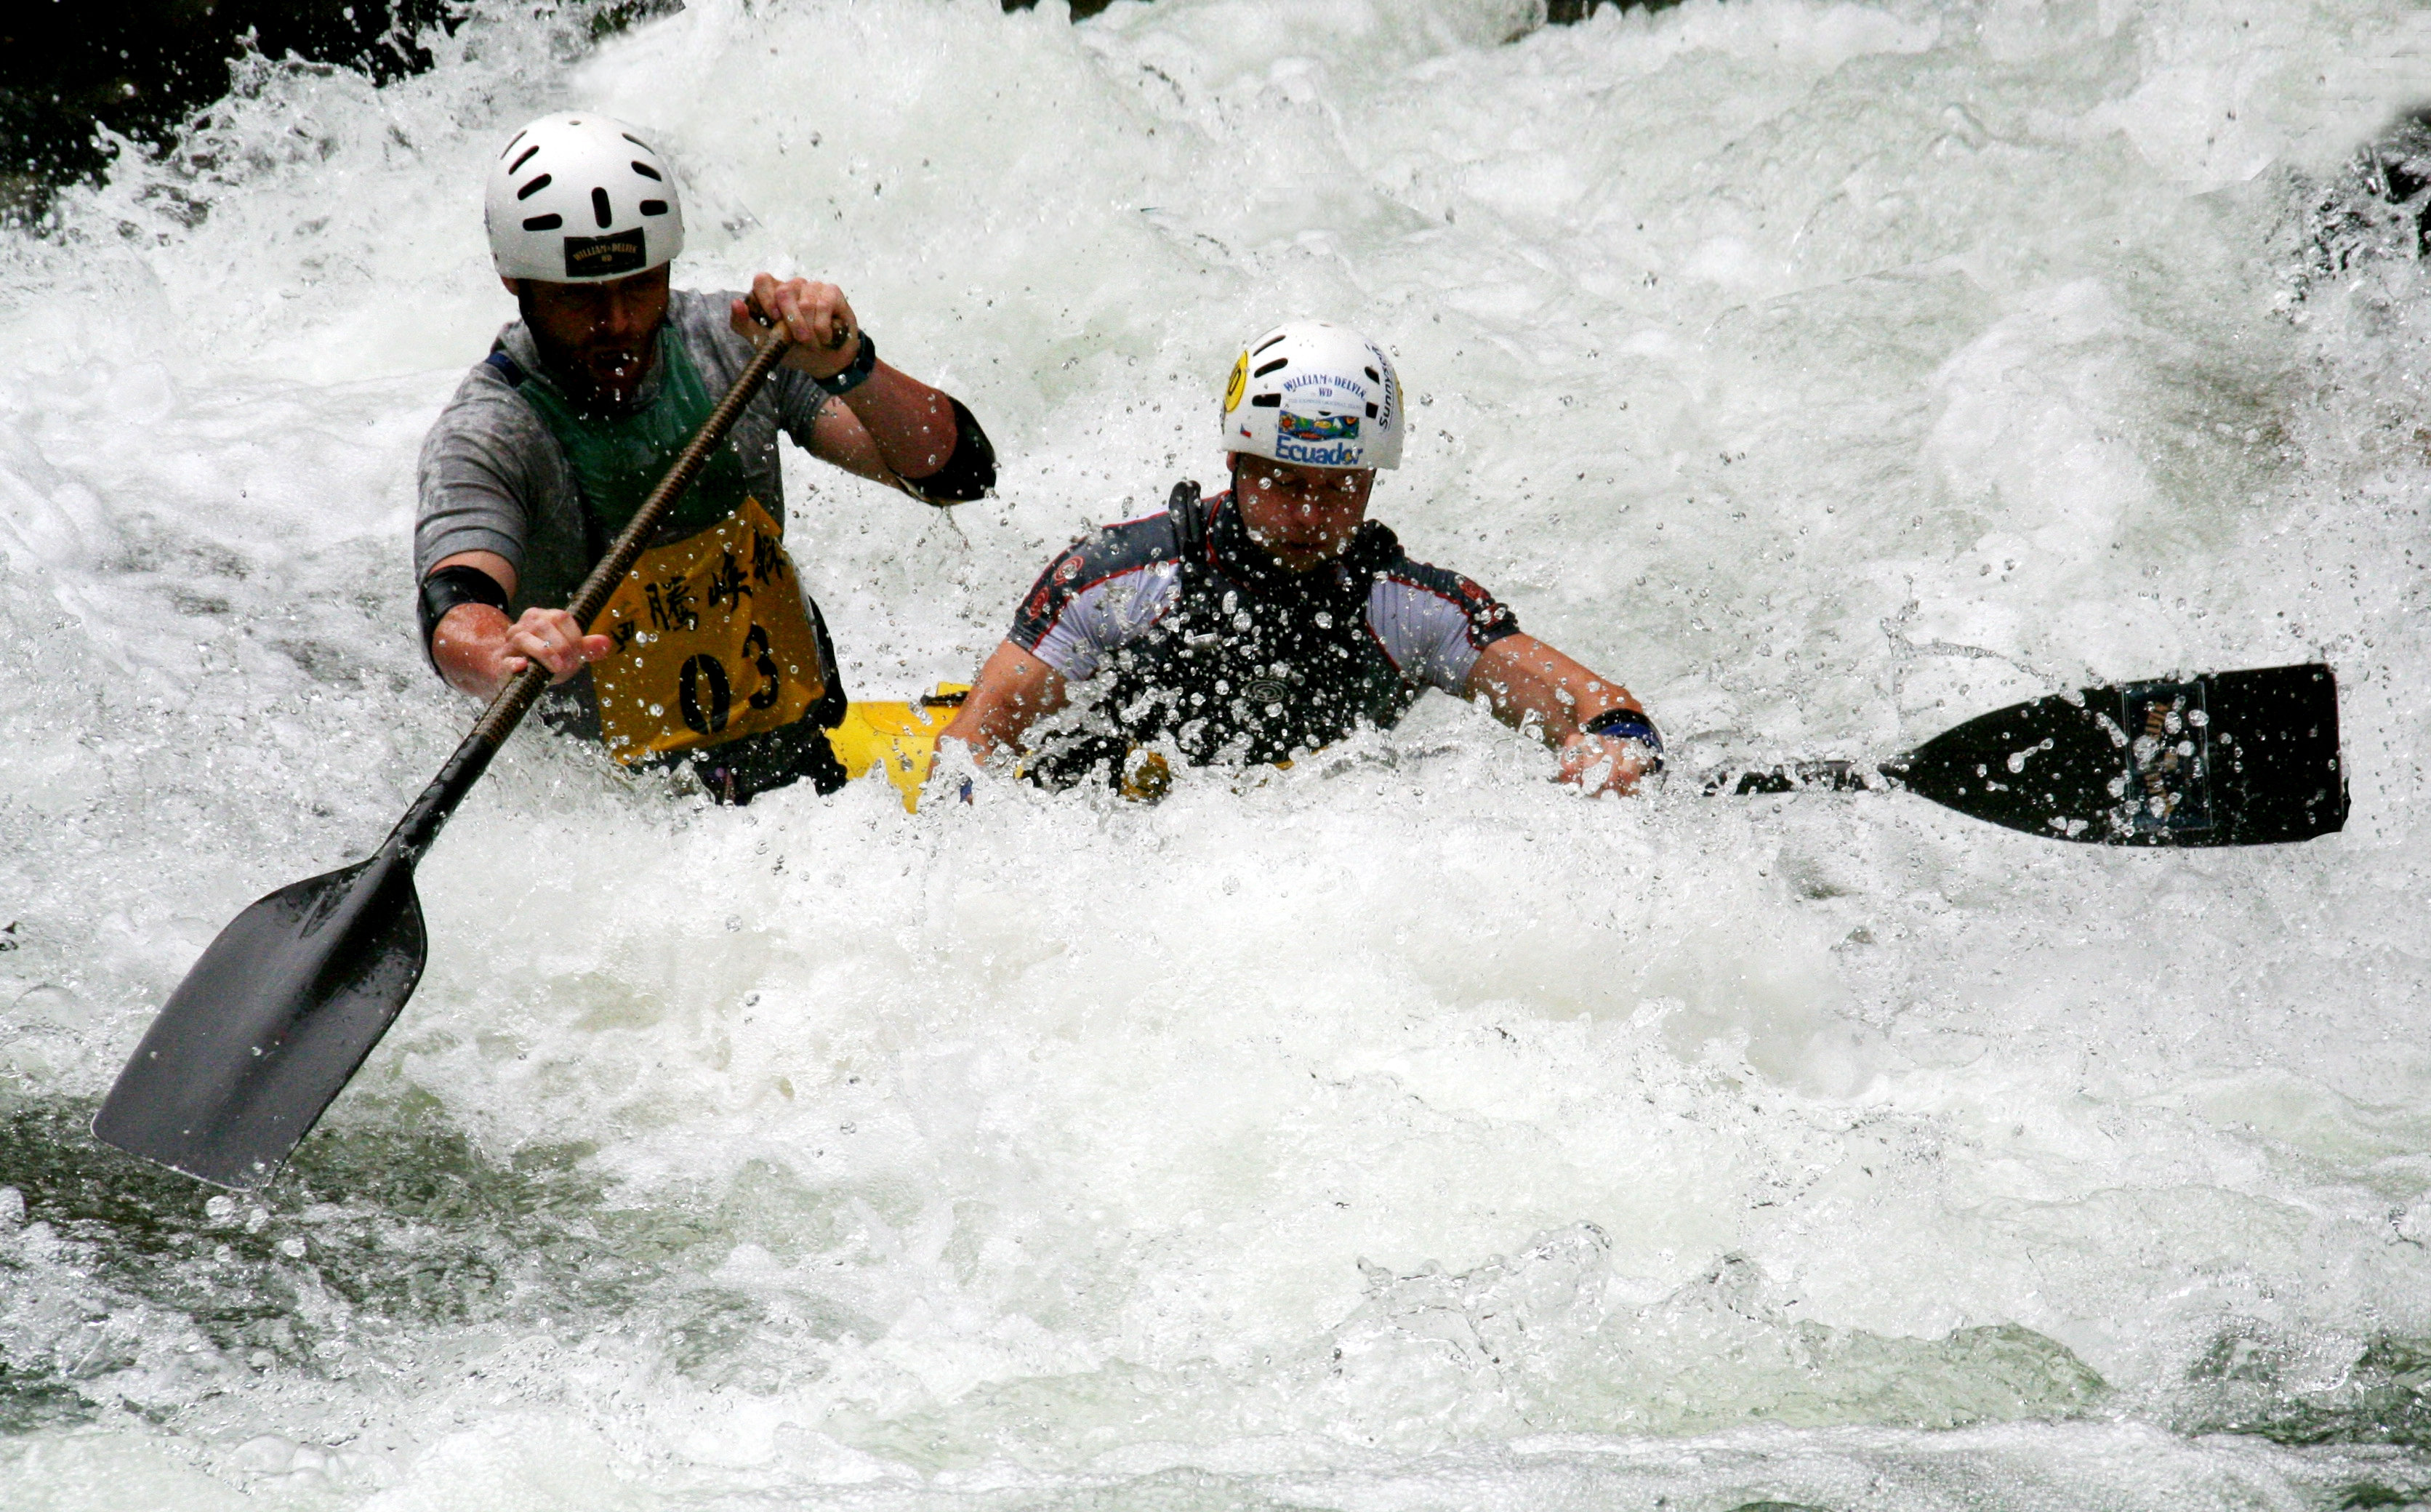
1231 454 1376 572
512 265 671 412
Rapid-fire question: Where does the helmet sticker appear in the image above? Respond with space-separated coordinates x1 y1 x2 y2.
1223 352 1247 413
1279 411 1359 442
1273 436 1362 467
563 230 646 279
1281 372 1367 403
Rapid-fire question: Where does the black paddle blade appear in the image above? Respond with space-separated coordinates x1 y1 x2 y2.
1892 663 2347 846
92 850 427 1189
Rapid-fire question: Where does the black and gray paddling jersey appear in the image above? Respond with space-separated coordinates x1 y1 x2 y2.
1009 483 1522 779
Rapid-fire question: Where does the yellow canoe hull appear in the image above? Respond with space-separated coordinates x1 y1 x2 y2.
825 686 968 811
821 685 1173 809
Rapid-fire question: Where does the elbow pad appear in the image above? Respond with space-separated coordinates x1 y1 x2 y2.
418 563 510 669
901 397 997 505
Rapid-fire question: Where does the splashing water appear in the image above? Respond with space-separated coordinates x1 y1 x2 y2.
4 0 2431 1506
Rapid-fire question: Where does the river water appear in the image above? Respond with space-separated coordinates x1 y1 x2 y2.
4 0 2430 1506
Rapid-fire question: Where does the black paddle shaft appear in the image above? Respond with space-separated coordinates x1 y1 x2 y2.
94 322 795 1189
1703 664 2347 847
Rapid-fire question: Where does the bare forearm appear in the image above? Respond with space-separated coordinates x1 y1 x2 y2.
1466 633 1641 747
736 275 966 488
422 550 608 700
1464 633 1658 795
426 551 519 699
938 640 1068 765
840 365 960 482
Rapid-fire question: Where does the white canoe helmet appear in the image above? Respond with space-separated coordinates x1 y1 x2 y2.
1220 321 1404 471
484 112 685 284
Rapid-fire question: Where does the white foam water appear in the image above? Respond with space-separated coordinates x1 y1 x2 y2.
4 0 2431 1505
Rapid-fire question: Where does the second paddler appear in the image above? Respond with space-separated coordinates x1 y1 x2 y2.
414 112 997 803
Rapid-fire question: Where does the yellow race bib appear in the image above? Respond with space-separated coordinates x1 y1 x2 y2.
587 496 826 763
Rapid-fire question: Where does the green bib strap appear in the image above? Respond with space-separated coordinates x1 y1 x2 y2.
513 330 757 544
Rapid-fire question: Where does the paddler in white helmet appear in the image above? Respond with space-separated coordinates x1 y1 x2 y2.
416 112 997 803
936 321 1659 795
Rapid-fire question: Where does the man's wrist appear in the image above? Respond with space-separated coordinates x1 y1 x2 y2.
816 330 877 397
1582 707 1663 771
421 563 510 666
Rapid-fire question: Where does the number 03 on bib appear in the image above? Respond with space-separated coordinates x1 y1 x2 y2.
588 494 826 760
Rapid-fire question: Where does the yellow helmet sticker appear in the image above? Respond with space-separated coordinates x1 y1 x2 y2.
1223 351 1247 413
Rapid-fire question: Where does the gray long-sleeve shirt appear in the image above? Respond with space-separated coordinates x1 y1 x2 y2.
414 289 833 616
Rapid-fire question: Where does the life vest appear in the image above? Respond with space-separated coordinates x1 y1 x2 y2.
1036 483 1422 784
499 334 832 763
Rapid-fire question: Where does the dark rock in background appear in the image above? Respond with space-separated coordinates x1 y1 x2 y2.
1 0 461 221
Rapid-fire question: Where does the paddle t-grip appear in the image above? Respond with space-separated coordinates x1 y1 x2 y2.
387 321 797 861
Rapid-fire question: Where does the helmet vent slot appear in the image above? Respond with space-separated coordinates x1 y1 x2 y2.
1251 334 1288 355
640 200 669 216
630 160 662 181
622 133 651 149
522 214 563 231
509 145 540 173
515 173 552 200
500 130 527 158
1249 393 1281 407
1253 358 1287 377
592 188 614 227
1365 403 1378 418
1363 366 1380 382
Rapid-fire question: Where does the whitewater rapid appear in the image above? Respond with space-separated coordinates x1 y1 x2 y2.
4 0 2431 1506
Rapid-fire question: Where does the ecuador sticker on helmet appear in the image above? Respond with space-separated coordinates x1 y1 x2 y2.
1223 351 1247 413
1279 411 1359 442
